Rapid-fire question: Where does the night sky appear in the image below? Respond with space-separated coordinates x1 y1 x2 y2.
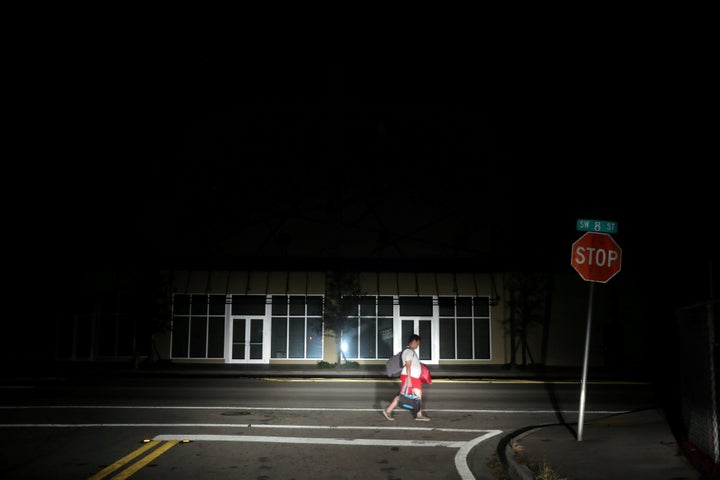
13 53 716 307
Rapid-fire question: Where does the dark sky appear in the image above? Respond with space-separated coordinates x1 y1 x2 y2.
12 52 716 304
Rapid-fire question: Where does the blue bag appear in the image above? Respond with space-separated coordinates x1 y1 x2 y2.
398 378 420 415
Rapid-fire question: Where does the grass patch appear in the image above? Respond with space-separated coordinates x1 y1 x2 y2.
486 453 510 479
529 462 567 480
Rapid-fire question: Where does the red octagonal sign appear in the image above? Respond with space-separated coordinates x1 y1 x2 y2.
571 232 622 283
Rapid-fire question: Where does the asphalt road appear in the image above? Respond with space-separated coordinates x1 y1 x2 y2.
0 377 657 479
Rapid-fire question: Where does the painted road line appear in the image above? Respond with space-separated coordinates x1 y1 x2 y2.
0 405 632 415
455 430 503 479
259 378 650 385
81 427 501 480
76 423 503 480
151 431 503 480
0 423 500 433
87 439 161 480
110 440 179 480
0 423 504 433
153 434 466 448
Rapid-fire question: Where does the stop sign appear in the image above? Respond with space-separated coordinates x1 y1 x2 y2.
571 232 622 283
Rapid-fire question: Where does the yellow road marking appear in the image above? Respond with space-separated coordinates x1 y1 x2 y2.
111 440 179 479
88 440 161 480
259 377 648 385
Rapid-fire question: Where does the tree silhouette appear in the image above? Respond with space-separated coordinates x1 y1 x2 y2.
323 270 364 367
504 272 552 368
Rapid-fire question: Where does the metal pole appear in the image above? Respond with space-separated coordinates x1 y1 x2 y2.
577 281 595 441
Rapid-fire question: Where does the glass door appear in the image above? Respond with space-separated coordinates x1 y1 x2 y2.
400 318 436 363
230 317 264 363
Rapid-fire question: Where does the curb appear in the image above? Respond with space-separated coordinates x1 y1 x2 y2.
498 425 549 480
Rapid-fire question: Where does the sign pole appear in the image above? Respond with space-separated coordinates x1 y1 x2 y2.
577 281 595 442
571 219 620 441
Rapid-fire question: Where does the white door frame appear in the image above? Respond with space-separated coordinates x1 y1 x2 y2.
396 316 438 365
227 315 269 364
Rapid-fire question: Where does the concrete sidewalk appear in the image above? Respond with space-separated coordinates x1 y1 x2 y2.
499 407 715 480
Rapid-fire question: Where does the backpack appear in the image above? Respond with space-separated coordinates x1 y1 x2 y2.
385 348 407 377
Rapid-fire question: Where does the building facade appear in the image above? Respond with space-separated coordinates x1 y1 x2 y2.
164 270 502 366
52 268 640 370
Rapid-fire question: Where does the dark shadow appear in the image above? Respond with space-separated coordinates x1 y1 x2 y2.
497 406 661 473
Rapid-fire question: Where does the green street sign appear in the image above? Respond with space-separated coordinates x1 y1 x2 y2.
576 219 618 234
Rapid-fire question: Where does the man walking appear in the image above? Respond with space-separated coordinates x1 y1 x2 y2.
382 334 430 421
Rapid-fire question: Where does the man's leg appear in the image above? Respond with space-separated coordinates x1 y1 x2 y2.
413 387 429 420
383 394 399 421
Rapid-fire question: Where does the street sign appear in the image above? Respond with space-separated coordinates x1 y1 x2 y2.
571 232 622 283
576 219 618 234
